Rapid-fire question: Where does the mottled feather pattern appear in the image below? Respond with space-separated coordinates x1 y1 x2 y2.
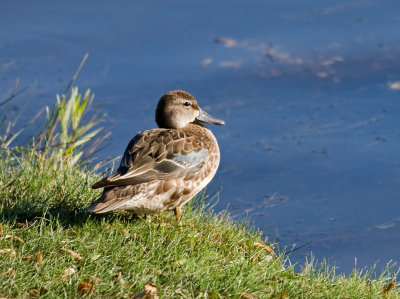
88 90 223 217
89 124 220 214
92 127 211 189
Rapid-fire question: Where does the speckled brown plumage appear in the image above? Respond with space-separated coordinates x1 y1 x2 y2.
88 90 224 220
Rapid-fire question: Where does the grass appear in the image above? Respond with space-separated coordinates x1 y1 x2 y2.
0 69 399 297
0 148 399 298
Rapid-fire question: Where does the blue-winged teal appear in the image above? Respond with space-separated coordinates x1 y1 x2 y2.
88 90 224 220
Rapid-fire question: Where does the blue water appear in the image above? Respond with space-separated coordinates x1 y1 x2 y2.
2 0 400 274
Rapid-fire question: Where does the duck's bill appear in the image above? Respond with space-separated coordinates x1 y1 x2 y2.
196 108 225 125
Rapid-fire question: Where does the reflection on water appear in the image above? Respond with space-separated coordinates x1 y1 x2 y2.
1 0 400 273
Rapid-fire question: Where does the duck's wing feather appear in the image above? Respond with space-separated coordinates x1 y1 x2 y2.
92 129 208 189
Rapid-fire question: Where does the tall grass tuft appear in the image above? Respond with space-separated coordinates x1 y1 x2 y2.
38 87 104 165
0 54 106 219
1 53 107 165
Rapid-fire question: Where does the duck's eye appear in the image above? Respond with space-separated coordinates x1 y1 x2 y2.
183 102 191 107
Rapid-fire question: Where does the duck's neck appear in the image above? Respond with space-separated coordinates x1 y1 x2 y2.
182 122 208 132
182 123 217 141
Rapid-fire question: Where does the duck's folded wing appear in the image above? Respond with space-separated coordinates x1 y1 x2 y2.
92 129 208 189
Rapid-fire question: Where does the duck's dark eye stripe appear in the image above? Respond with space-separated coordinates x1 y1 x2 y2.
184 102 191 106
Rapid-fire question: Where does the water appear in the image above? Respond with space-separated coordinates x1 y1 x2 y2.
1 0 400 274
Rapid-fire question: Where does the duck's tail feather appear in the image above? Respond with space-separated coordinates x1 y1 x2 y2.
92 173 122 189
88 187 131 213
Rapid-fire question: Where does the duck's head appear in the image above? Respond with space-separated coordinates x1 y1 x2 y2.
155 90 225 129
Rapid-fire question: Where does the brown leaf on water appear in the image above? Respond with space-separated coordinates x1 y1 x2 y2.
60 248 84 260
77 282 93 296
380 282 396 294
134 282 158 299
254 241 276 257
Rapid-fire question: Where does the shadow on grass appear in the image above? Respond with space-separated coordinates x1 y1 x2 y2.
0 190 216 232
0 202 141 229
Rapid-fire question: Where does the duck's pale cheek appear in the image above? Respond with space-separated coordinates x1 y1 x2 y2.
174 116 193 128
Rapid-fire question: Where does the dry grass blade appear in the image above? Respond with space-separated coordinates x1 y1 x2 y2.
28 286 48 297
278 291 288 298
254 241 276 257
21 255 34 260
77 282 93 296
29 289 39 297
36 251 43 266
240 293 254 298
0 249 17 256
1 234 25 243
60 248 84 261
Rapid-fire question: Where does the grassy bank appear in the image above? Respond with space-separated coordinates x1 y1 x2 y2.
0 83 399 297
1 148 399 298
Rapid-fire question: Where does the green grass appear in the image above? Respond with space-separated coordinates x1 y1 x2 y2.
0 148 399 298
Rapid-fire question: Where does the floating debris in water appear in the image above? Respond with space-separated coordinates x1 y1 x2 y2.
265 43 275 62
201 58 212 67
214 37 236 47
374 223 396 230
316 71 329 78
219 60 241 68
388 81 400 90
320 56 344 67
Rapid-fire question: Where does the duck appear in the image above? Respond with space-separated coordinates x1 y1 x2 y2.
88 90 225 221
